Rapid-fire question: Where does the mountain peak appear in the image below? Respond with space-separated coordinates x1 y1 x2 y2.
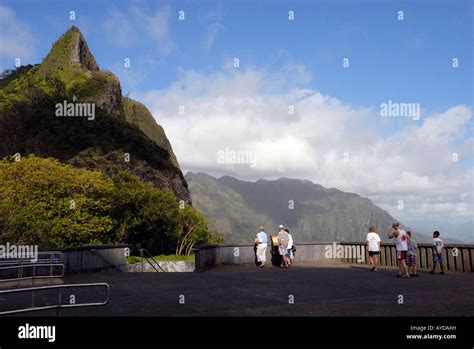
42 26 99 72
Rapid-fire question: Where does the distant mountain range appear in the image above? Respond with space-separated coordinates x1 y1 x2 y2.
0 26 189 201
403 219 473 243
186 172 439 244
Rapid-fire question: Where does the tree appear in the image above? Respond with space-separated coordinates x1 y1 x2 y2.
176 205 223 255
110 170 181 255
0 156 222 253
0 155 114 247
176 206 205 255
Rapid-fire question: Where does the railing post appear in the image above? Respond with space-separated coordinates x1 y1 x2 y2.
442 248 449 271
419 247 425 270
17 259 21 288
31 265 36 307
57 287 62 317
470 248 474 272
448 248 455 271
455 250 463 271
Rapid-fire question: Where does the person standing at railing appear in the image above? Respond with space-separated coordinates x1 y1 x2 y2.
285 228 294 267
366 226 381 271
388 222 410 279
277 225 290 268
431 231 444 275
406 231 418 277
255 227 268 268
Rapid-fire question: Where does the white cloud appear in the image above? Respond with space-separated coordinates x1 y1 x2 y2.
103 9 138 47
142 7 170 40
103 5 173 55
132 5 174 55
198 6 224 51
0 5 35 65
204 22 224 51
136 66 473 222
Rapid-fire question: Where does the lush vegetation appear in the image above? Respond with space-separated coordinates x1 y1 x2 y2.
0 27 187 203
0 155 114 246
0 156 222 254
123 97 179 167
0 65 36 90
0 26 214 254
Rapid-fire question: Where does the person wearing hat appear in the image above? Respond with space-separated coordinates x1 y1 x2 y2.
277 225 290 268
366 226 381 271
255 226 268 267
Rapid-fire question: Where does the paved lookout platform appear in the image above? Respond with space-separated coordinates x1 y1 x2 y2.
4 264 473 317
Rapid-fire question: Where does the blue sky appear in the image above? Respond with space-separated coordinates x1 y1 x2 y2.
1 0 472 110
0 0 473 232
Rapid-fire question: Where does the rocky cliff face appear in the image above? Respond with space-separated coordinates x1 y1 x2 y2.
94 71 124 117
0 26 190 202
69 29 100 71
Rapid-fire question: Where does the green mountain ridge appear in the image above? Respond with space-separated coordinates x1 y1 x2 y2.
186 172 437 244
123 97 179 168
0 26 189 201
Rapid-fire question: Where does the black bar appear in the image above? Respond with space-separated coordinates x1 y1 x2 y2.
0 317 472 348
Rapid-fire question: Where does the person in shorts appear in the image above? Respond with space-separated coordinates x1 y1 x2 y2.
388 222 409 278
431 231 444 275
366 226 381 271
406 231 418 277
285 228 293 267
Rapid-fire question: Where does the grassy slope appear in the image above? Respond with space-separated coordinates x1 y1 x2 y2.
0 27 110 107
127 255 195 264
123 97 179 168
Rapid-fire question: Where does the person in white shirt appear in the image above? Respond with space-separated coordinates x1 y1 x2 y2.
388 222 410 278
431 231 444 275
285 229 294 266
277 225 290 268
366 226 381 271
255 227 268 268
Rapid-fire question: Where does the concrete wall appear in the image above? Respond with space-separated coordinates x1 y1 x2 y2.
194 245 218 272
194 242 336 271
58 244 128 274
215 244 330 265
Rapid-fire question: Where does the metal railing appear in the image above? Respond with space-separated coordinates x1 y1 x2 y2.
0 251 63 284
0 251 63 266
0 263 64 283
0 283 110 316
140 249 165 272
341 242 474 272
